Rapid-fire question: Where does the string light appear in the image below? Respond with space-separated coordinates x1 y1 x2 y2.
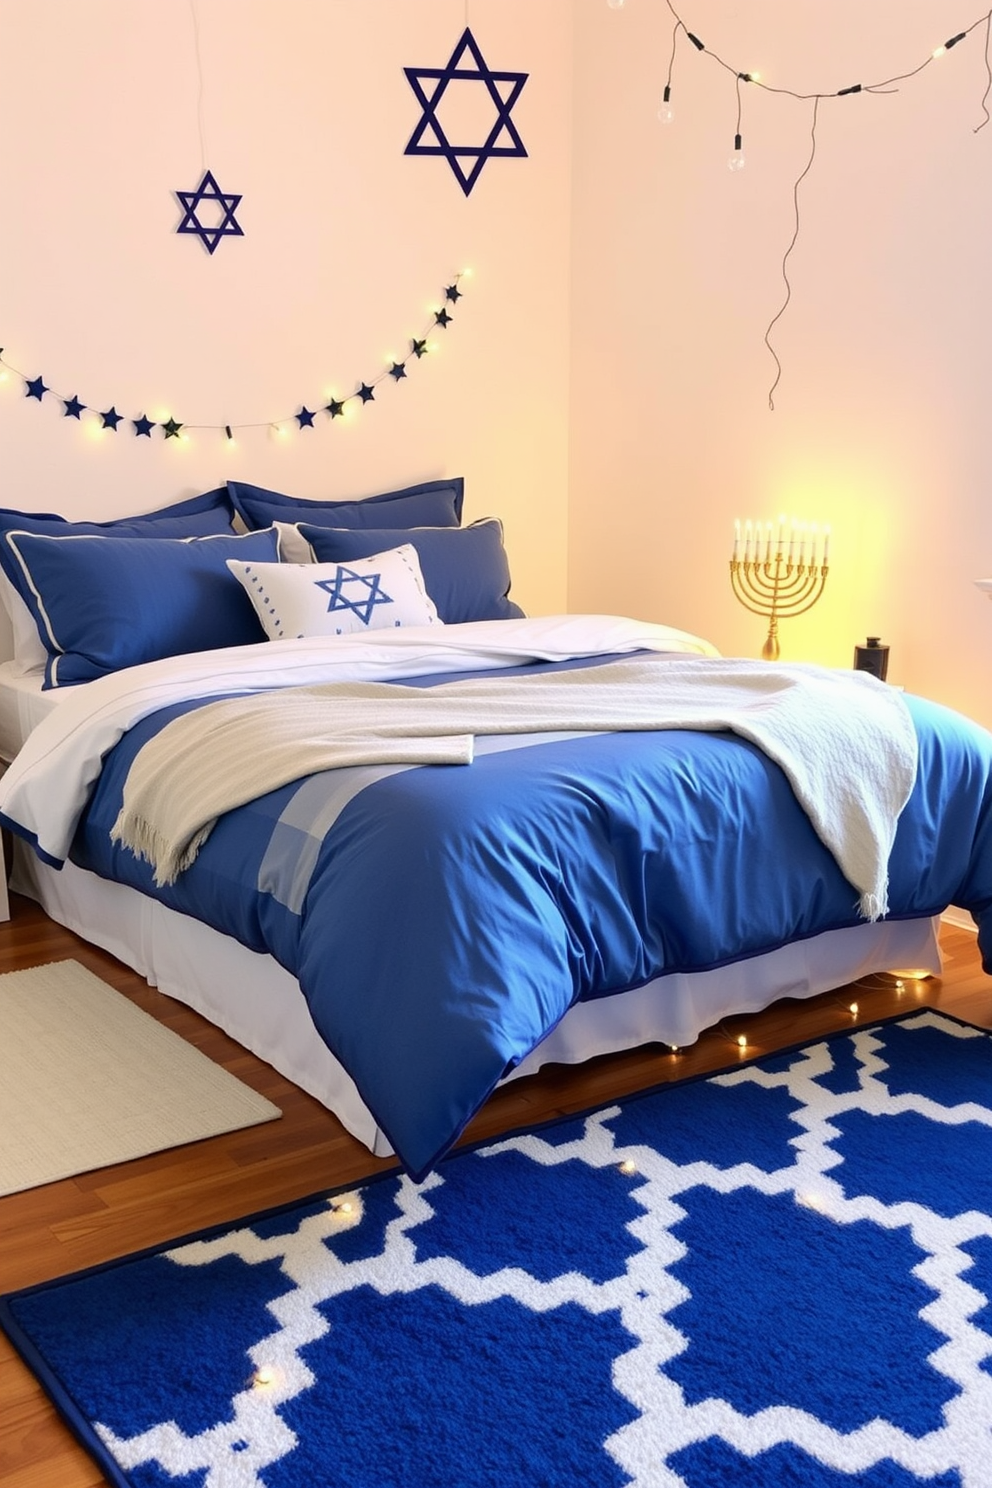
618 1159 637 1174
629 4 992 406
0 274 467 447
656 3 992 112
713 1020 751 1050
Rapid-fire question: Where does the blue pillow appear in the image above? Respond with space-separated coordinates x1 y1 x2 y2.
5 527 280 687
0 488 237 611
228 477 464 533
295 519 524 625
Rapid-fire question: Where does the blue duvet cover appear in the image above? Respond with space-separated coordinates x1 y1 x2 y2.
65 657 992 1179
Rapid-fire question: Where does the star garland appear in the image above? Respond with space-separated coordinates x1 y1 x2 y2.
643 3 992 407
0 275 466 445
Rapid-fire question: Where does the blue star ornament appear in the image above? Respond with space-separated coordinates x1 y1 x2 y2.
315 566 393 627
175 169 244 255
404 28 528 196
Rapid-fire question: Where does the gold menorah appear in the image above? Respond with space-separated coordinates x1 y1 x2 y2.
730 518 829 660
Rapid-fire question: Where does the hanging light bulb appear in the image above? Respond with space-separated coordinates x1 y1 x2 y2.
658 84 675 124
728 132 746 171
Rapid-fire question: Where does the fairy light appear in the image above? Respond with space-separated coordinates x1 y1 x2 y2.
618 1159 637 1174
797 1190 830 1213
714 1020 750 1050
0 272 467 447
252 1367 275 1389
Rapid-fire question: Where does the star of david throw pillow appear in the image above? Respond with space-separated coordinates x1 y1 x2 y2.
227 545 441 639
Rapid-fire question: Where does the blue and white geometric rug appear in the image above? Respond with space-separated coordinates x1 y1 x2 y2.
3 1010 992 1488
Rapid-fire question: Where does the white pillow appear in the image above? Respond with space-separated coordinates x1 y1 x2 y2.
0 571 49 675
226 545 441 640
272 519 316 565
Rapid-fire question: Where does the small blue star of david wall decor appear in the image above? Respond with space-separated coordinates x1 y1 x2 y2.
404 27 528 196
315 567 393 627
175 169 244 255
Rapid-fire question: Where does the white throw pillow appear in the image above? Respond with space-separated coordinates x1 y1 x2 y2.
227 545 441 639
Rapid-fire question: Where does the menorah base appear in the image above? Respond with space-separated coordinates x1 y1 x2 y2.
761 631 780 662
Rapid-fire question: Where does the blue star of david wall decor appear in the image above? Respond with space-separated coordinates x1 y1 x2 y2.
404 28 528 196
315 567 393 627
175 169 244 255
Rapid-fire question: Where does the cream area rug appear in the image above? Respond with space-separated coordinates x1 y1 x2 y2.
0 960 281 1196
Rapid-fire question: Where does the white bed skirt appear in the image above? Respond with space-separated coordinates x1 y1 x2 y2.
12 845 942 1159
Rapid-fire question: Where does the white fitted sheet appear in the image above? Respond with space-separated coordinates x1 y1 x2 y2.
0 662 67 763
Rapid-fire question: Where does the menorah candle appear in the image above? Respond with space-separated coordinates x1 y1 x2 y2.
728 517 830 659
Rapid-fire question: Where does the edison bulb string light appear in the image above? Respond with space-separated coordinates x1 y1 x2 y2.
622 2 992 407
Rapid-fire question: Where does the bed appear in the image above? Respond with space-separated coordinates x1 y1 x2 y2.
1 481 989 1180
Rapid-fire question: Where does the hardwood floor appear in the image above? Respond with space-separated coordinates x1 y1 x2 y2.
0 893 988 1488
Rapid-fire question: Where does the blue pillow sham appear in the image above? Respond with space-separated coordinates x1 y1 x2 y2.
0 488 237 613
295 519 524 625
5 527 280 687
228 477 464 533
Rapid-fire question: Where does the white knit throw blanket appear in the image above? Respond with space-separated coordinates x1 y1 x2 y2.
110 654 919 916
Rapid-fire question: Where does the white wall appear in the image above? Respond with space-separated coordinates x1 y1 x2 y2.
5 1 992 737
569 0 992 730
0 0 573 616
